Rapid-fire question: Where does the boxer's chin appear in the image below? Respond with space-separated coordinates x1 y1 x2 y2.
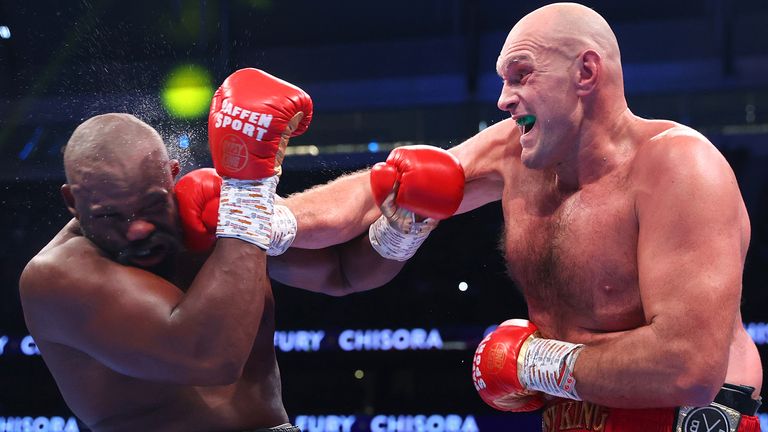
117 231 180 273
520 147 543 170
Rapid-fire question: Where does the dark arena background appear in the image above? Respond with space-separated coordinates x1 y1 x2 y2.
1 1 767 431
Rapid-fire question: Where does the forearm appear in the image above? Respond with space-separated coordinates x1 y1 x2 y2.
173 239 267 370
573 323 727 408
269 233 405 296
284 170 381 249
336 233 407 293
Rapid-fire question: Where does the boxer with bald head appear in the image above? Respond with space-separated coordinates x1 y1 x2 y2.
60 114 183 271
282 3 762 431
463 4 762 430
19 66 464 431
21 112 297 432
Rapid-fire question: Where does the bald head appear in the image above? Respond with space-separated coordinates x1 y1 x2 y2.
61 114 182 264
497 2 626 113
64 113 169 185
507 3 620 62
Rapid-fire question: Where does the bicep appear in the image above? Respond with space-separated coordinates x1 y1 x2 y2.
637 145 745 344
449 119 518 213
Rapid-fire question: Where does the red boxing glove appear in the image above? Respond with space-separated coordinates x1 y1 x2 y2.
370 145 464 220
208 68 313 179
472 319 545 412
175 168 222 252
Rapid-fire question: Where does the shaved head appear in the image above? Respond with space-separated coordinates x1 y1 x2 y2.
495 3 630 171
499 2 623 91
64 113 169 185
61 113 181 266
512 3 619 55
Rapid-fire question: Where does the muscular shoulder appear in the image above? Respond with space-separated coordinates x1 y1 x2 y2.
632 121 736 193
20 235 102 304
630 121 746 239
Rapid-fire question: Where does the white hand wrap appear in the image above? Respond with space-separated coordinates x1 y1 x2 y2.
216 175 278 250
368 214 436 261
519 338 585 400
266 204 297 256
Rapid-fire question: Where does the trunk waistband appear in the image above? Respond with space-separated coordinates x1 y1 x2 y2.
675 384 762 432
712 383 762 416
542 384 761 432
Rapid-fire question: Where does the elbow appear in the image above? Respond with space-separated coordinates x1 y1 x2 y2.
672 377 722 407
670 355 727 406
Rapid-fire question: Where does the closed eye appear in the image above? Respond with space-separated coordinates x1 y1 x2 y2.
514 69 532 84
93 212 120 220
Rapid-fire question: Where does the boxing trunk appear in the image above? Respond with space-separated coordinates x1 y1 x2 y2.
541 384 761 432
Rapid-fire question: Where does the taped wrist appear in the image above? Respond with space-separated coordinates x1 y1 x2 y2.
216 175 278 250
266 204 297 256
519 338 585 400
368 214 435 261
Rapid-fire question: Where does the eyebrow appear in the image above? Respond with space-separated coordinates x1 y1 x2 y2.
497 54 534 76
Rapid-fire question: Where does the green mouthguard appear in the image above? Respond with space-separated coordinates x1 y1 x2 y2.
516 115 536 127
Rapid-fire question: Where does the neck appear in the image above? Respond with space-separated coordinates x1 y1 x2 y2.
553 106 636 191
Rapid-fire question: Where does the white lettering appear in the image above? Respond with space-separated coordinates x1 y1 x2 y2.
410 328 426 346
256 127 268 141
221 116 232 128
215 113 223 128
294 415 355 432
231 119 243 132
64 417 80 432
461 416 479 432
0 336 8 356
690 419 700 432
21 335 40 356
49 417 65 432
702 415 721 432
242 123 255 138
221 100 233 115
33 417 49 430
239 108 251 120
231 106 242 117
426 329 443 348
258 113 273 128
392 329 409 350
274 331 325 352
369 415 478 432
0 416 80 432
248 112 260 124
338 328 443 352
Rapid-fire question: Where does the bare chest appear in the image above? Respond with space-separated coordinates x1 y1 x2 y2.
501 181 644 338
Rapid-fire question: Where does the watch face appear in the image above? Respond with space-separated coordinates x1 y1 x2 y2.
682 407 730 432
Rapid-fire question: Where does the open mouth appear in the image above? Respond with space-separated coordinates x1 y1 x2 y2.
133 244 167 259
516 115 536 135
122 243 170 267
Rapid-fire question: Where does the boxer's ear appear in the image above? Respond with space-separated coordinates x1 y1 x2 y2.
575 49 600 96
169 159 180 179
61 184 79 219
